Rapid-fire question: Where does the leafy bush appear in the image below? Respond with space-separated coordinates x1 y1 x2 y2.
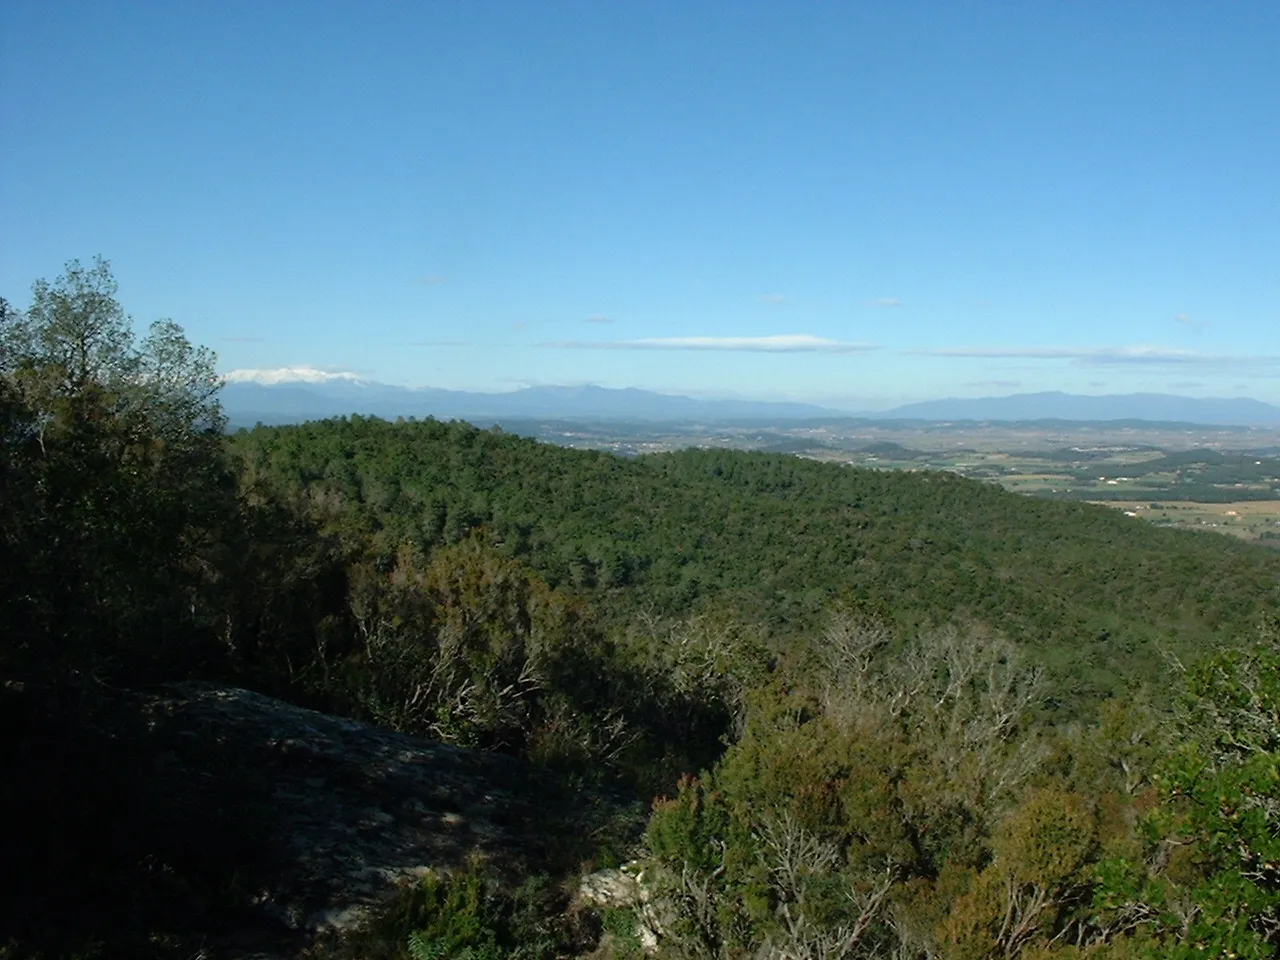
321 867 583 960
1089 624 1280 958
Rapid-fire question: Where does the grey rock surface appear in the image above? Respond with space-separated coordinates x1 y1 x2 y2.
139 683 570 950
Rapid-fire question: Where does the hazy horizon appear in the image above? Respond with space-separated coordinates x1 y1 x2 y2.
217 367 1280 427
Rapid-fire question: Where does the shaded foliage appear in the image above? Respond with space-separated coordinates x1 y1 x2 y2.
0 259 233 686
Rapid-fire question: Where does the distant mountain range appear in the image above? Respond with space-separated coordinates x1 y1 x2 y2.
880 391 1280 426
220 371 837 424
219 370 1280 428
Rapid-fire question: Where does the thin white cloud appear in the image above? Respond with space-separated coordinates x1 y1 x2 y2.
911 344 1276 367
584 314 615 323
540 334 878 354
963 379 1022 389
870 297 902 308
411 275 448 286
408 339 471 347
760 293 786 304
1174 313 1207 332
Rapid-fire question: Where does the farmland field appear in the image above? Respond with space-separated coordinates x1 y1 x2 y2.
489 416 1280 544
1089 498 1280 544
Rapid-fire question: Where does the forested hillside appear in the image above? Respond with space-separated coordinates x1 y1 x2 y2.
231 415 1280 711
4 263 1280 959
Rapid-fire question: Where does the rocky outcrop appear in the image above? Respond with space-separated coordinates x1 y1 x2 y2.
133 683 592 950
3 679 644 958
577 862 668 953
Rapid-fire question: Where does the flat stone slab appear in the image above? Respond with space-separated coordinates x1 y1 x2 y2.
138 683 571 941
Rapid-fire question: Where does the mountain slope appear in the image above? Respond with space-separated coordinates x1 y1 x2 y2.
233 416 1280 712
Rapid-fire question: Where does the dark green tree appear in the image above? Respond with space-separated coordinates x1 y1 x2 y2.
0 257 232 683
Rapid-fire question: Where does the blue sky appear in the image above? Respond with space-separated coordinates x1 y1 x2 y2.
2 2 1277 408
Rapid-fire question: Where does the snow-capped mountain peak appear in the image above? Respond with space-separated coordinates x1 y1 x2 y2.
222 367 370 386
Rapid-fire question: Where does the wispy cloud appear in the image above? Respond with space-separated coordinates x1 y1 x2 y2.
221 336 265 343
411 275 448 286
911 344 1276 368
584 314 615 323
870 297 902 308
540 334 878 354
407 339 471 347
760 293 786 304
963 379 1022 389
1174 313 1207 332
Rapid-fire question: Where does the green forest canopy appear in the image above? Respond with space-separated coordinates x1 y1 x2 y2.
232 415 1280 711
